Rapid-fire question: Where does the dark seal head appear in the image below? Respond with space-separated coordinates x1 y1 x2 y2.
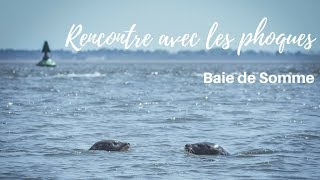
185 142 229 155
89 140 130 151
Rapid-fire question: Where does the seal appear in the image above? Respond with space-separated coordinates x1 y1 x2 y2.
185 142 229 155
89 140 130 151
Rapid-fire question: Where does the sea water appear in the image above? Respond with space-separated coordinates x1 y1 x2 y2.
0 60 319 179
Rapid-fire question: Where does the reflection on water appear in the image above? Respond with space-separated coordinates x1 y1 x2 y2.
0 61 320 179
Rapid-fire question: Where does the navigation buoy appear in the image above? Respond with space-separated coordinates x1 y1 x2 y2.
37 41 56 67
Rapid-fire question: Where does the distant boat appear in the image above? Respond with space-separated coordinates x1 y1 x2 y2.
37 41 56 67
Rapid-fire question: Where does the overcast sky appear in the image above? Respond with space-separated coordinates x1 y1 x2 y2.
0 0 319 52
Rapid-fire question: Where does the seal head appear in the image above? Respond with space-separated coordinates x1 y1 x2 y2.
185 142 229 155
89 140 130 151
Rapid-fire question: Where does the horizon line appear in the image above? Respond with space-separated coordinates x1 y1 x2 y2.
0 47 319 55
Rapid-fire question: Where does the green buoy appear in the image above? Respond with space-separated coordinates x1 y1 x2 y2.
37 41 56 67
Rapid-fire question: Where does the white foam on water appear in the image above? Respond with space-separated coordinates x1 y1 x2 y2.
55 72 106 78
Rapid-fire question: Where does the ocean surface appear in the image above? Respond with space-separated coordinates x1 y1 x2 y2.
1 60 320 179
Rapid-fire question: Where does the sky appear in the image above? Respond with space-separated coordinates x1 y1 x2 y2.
0 0 319 52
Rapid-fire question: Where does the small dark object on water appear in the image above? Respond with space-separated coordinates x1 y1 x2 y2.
185 142 229 155
41 41 51 60
37 41 56 67
89 140 130 151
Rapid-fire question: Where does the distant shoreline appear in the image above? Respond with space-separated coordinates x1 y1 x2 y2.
1 49 319 61
1 59 320 64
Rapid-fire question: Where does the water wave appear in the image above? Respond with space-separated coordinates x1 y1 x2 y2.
54 72 106 78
